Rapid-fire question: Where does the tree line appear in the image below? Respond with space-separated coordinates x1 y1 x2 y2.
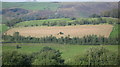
89 8 119 18
2 32 118 45
41 18 118 27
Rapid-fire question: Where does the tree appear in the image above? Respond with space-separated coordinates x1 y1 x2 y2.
70 46 119 65
2 51 32 66
89 14 101 18
32 47 64 65
13 32 20 43
71 17 76 20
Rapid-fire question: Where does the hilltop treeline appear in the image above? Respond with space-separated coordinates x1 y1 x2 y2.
2 32 118 45
89 8 119 18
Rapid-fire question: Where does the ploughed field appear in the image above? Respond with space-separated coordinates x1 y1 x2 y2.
5 24 113 38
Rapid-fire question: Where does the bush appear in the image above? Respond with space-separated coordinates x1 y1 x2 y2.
2 51 32 66
32 47 64 65
69 46 119 65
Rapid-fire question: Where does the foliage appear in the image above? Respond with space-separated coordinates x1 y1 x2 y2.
101 9 118 18
0 24 9 33
69 46 119 65
2 32 118 45
32 47 64 65
2 51 32 66
110 24 119 38
89 14 101 18
14 17 118 27
3 43 119 65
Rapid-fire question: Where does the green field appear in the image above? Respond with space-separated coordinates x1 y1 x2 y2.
15 18 73 27
0 24 9 33
110 24 119 38
15 17 118 27
2 2 60 11
2 43 118 63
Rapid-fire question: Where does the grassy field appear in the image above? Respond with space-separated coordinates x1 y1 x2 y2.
110 24 119 38
14 17 118 27
15 18 72 27
2 2 60 11
2 43 118 63
0 24 9 33
6 24 113 38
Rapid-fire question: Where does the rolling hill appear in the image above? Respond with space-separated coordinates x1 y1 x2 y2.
2 2 118 19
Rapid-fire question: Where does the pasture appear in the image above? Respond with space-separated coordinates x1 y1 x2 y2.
2 43 118 63
14 17 118 27
15 18 72 27
110 24 119 38
6 24 113 38
0 24 9 33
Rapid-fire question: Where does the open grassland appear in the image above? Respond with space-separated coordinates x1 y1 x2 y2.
110 24 119 38
0 24 9 33
2 2 60 11
2 43 118 63
15 18 72 27
6 24 113 38
15 17 118 27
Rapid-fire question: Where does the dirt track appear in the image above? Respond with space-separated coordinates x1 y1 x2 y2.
5 25 113 38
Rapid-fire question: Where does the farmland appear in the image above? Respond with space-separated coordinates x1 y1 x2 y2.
15 18 72 27
14 17 118 27
5 24 113 38
0 24 9 33
1 2 119 66
2 43 118 64
110 24 119 38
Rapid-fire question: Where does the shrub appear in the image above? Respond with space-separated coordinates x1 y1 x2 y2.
32 47 64 65
2 51 32 66
69 46 119 65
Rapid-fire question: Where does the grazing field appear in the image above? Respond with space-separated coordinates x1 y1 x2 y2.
2 43 118 63
0 24 9 33
14 17 118 27
110 24 119 38
15 18 72 27
6 24 113 38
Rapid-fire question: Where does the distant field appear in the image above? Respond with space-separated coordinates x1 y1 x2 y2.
14 17 118 27
2 43 118 63
15 18 72 27
2 2 60 11
6 24 113 38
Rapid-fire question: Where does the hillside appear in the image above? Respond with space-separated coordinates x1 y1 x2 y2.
2 2 119 66
2 2 118 19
